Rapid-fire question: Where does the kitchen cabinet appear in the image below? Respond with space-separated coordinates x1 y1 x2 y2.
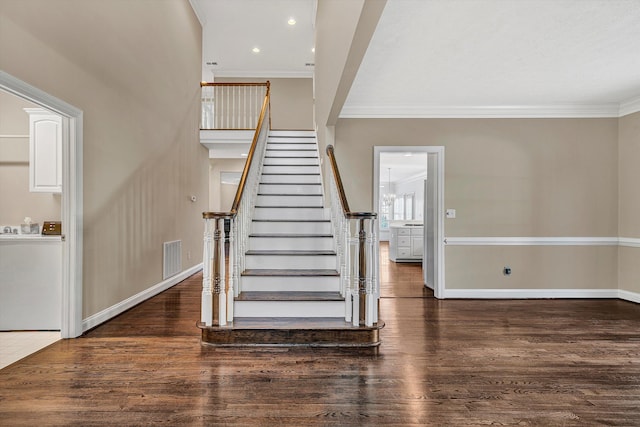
389 225 423 262
24 108 62 193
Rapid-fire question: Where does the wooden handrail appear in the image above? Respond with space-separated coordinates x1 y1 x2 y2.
202 82 271 220
200 82 269 87
326 145 377 220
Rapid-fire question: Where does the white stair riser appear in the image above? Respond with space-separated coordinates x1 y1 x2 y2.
249 236 334 251
245 254 336 270
266 143 317 150
264 150 318 157
262 165 319 174
259 184 322 195
269 130 315 138
235 300 344 318
256 195 323 207
252 221 331 234
261 174 320 184
254 207 326 220
241 275 340 292
263 157 318 166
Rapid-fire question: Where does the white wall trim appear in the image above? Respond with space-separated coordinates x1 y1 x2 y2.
82 264 203 332
618 290 640 304
340 104 621 119
443 288 619 299
445 236 619 246
618 237 640 248
213 70 313 79
0 71 84 338
619 95 640 117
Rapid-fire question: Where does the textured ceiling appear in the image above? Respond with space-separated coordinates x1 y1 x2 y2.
192 0 315 79
191 0 640 117
343 0 640 117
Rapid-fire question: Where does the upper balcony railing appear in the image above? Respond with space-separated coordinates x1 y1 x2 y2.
200 82 270 130
200 82 271 327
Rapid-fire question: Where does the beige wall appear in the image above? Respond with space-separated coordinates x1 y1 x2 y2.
336 118 618 237
446 245 617 290
618 111 640 293
0 0 207 318
336 117 619 290
214 78 313 130
0 90 62 225
209 158 246 212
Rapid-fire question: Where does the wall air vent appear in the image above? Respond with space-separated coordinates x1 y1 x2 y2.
163 240 182 280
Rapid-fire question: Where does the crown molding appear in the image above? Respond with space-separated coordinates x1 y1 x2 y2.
213 70 313 79
619 95 640 117
188 0 206 26
340 104 622 119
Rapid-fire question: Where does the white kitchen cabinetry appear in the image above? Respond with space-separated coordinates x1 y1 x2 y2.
389 225 423 262
24 108 62 193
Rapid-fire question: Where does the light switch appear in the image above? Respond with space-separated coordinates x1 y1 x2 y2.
446 209 456 219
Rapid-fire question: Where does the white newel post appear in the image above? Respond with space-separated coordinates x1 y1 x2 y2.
228 219 236 320
366 219 375 327
201 218 213 326
217 219 227 326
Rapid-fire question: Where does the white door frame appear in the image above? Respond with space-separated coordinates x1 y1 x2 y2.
0 71 83 338
373 146 445 299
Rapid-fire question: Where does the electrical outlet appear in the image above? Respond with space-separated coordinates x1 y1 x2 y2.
187 251 192 260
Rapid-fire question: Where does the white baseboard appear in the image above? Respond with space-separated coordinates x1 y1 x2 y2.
442 288 619 299
618 289 640 304
82 263 203 332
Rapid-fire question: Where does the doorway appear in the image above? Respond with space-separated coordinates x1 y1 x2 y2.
0 71 83 338
373 146 444 298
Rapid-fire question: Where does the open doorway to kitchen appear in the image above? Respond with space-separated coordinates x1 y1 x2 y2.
373 146 444 299
0 71 83 339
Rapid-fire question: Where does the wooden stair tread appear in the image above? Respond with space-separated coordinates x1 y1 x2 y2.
245 250 336 256
257 193 321 196
198 319 384 347
254 205 324 208
242 269 339 277
261 173 320 175
236 291 342 301
266 148 317 151
212 317 382 330
263 164 319 167
252 219 330 222
249 234 332 238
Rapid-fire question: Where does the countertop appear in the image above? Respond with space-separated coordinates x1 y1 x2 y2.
0 234 63 242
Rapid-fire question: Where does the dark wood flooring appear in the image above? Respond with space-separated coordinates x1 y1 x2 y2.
1 243 640 425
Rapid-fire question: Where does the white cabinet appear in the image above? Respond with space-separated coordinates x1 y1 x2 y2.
389 226 423 262
24 108 62 193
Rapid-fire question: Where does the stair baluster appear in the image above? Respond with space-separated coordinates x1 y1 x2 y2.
326 145 379 327
200 82 270 327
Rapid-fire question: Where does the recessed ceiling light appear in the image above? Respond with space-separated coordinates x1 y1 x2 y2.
288 17 296 25
240 153 248 157
252 47 260 53
311 47 315 53
404 153 413 157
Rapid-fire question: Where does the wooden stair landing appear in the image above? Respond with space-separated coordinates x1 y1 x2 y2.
198 317 384 348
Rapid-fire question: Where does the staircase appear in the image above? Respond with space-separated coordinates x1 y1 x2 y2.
199 130 382 347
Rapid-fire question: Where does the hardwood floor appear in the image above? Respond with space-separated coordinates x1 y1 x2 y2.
1 243 640 425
